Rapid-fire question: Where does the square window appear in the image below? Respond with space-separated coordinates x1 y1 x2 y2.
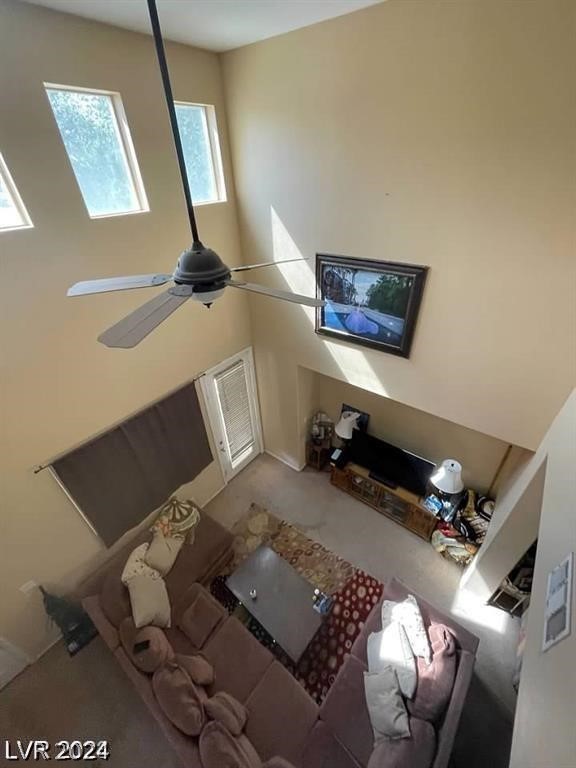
0 153 33 232
45 85 148 218
175 103 226 205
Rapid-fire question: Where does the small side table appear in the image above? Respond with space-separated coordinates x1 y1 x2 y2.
306 439 332 471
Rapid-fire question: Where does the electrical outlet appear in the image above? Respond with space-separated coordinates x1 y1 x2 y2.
19 580 38 597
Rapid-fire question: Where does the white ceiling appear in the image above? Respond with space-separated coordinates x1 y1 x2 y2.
23 0 384 52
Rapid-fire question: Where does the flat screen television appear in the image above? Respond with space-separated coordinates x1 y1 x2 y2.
349 430 434 497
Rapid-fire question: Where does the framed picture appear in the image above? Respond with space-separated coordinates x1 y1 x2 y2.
315 254 428 358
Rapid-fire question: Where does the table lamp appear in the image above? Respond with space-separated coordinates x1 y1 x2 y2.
335 411 361 441
430 459 464 494
428 459 465 523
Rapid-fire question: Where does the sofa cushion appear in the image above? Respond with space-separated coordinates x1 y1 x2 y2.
245 661 319 764
203 616 274 703
121 543 161 585
320 654 374 766
127 574 171 629
381 596 431 665
119 618 174 673
408 624 457 723
178 586 226 649
302 722 361 768
366 622 416 699
199 721 262 768
385 579 479 655
165 513 233 599
100 564 132 628
206 691 248 736
367 717 436 768
152 663 207 736
174 653 214 687
351 601 383 665
145 531 184 576
364 667 410 741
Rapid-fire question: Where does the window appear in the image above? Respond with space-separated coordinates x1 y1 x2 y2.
175 103 226 205
45 84 148 218
0 153 32 232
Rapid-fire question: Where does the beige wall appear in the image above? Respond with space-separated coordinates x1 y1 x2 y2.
315 372 522 494
222 0 576 466
0 0 251 657
464 390 576 767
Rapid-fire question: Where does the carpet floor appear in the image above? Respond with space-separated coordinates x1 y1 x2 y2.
0 454 517 768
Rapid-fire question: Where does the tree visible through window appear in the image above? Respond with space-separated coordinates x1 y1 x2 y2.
45 86 148 218
175 103 225 205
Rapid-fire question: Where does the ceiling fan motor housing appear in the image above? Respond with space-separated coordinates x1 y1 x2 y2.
173 242 231 292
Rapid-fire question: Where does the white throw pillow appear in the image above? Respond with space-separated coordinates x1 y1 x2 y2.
121 543 162 585
363 666 410 741
381 595 431 664
367 622 416 699
144 531 184 576
127 574 171 629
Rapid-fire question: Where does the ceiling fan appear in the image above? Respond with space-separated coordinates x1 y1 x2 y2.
67 0 324 349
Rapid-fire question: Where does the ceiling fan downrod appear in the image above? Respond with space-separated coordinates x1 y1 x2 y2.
147 0 201 246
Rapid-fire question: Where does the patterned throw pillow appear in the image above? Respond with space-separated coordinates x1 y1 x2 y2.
121 543 162 585
381 596 432 665
151 497 201 541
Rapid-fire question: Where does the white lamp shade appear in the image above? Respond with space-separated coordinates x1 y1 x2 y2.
335 411 361 440
430 459 464 494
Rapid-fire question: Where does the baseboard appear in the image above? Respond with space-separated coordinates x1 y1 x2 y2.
265 449 305 472
201 482 227 507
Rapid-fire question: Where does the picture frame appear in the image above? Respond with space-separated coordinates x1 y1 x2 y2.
315 254 428 358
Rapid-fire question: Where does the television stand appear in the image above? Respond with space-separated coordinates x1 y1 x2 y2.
368 470 397 489
331 462 436 541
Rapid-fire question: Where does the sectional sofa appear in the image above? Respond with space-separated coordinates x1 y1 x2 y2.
78 511 479 768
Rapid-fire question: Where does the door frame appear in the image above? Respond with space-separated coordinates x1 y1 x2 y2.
199 346 263 483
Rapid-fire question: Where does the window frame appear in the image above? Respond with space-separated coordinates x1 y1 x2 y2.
0 153 33 233
44 82 149 219
174 101 227 206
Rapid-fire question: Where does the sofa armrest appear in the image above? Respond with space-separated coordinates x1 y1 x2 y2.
82 595 119 650
432 650 475 768
263 758 298 768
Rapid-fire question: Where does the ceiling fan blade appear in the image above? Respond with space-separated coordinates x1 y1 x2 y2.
230 257 310 273
226 279 325 308
68 274 172 297
98 287 192 349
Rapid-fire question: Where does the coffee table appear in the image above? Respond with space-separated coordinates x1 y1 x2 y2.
226 545 324 663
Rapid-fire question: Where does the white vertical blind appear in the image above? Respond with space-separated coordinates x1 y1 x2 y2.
215 359 255 466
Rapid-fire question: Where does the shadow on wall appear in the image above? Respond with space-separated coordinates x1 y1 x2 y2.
270 206 389 397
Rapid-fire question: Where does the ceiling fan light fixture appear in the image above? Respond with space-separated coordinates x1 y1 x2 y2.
173 242 230 285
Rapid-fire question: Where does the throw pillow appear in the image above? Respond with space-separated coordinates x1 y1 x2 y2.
145 531 184 576
152 662 207 736
363 667 410 742
263 760 298 768
367 622 416 699
199 721 262 768
367 718 436 768
127 574 171 629
151 497 201 542
407 624 457 722
205 691 248 736
178 591 224 648
381 596 431 664
119 618 174 673
121 543 161 586
174 653 215 687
